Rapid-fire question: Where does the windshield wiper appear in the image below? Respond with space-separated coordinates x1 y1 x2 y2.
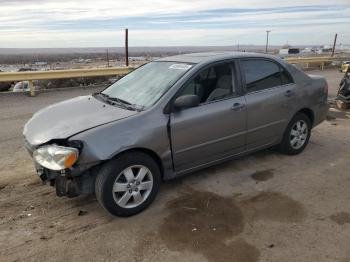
106 96 132 105
94 92 140 111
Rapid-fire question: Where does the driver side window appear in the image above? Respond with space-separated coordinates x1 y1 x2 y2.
179 63 236 104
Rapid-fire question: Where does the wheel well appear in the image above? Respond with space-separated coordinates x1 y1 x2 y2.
298 108 314 126
116 148 164 176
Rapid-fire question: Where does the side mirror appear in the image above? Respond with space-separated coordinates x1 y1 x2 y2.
173 95 200 110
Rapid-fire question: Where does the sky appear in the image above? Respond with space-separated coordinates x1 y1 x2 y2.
0 0 349 48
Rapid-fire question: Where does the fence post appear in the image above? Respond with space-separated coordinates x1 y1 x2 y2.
28 80 35 97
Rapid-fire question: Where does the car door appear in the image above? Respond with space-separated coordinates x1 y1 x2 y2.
170 61 247 173
240 58 297 150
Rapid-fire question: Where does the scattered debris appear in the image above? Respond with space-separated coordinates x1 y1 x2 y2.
232 192 243 198
25 205 35 211
327 107 349 121
330 212 350 225
206 199 210 208
336 68 350 109
40 235 50 241
78 210 88 216
182 206 197 211
336 99 350 110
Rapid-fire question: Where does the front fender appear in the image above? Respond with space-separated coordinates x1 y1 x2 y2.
69 110 174 177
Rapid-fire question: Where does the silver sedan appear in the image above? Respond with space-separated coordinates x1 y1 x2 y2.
23 52 329 216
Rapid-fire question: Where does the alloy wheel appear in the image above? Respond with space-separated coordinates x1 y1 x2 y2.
112 165 153 209
289 120 308 150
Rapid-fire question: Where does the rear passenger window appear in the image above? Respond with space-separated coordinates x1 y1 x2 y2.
280 68 294 85
241 59 293 93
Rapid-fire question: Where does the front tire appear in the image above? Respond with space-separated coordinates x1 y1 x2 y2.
279 113 311 155
95 152 161 217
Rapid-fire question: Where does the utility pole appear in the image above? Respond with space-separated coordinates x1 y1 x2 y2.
331 33 338 57
265 30 271 54
125 28 129 67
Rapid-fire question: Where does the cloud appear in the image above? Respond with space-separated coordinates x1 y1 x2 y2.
0 0 349 47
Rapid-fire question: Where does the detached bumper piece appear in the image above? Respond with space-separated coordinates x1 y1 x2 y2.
55 176 81 198
55 174 95 198
337 94 350 104
336 74 350 109
38 166 95 198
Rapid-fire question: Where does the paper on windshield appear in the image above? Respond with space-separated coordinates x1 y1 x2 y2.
169 64 193 70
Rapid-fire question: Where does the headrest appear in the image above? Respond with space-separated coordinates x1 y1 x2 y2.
216 75 232 90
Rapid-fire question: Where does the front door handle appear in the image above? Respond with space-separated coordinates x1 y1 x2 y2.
231 103 244 111
285 90 294 97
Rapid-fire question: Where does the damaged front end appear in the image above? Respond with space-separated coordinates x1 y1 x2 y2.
25 138 97 198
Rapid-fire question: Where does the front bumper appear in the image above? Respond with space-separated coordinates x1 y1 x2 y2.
24 138 96 197
34 164 96 198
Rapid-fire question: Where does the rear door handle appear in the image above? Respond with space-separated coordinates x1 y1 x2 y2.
285 90 294 97
231 103 245 111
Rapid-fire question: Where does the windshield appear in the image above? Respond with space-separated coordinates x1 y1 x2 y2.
102 61 193 109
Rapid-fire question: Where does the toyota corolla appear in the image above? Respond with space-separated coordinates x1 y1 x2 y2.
23 52 328 216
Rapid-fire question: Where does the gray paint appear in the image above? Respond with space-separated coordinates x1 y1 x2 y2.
23 52 328 180
24 95 137 146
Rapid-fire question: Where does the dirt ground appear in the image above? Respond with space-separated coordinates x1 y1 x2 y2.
0 70 350 262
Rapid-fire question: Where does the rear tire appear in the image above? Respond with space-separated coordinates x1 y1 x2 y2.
279 113 311 155
95 152 161 217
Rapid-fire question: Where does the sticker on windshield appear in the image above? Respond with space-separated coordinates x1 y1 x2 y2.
169 64 193 70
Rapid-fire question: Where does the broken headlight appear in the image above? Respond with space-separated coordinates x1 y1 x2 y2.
33 145 79 171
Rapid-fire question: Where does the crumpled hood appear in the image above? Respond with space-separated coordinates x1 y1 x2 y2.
24 95 138 146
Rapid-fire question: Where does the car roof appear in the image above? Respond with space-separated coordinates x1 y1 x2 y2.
156 51 281 64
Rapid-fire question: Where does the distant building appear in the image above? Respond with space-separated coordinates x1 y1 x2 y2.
301 48 312 54
77 58 92 64
322 46 333 53
279 47 300 56
279 49 289 55
310 47 323 54
34 62 48 66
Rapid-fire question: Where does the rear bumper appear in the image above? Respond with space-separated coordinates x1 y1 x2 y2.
313 102 329 128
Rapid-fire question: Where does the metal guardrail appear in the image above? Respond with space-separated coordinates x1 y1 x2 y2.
285 56 333 62
0 67 132 96
284 56 335 70
0 57 341 96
